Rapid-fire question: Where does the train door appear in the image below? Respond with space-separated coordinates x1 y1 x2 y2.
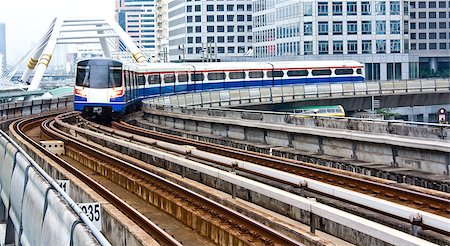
161 72 175 94
228 70 245 89
124 70 129 102
175 72 189 93
192 72 204 92
147 73 161 97
247 70 264 88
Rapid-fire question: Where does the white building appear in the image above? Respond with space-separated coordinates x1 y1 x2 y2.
168 0 253 61
252 0 419 80
116 0 168 61
409 0 450 76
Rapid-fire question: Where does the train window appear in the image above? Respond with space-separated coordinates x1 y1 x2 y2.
229 71 245 79
287 70 308 77
108 67 122 87
76 65 90 87
356 68 362 74
124 71 129 88
312 69 332 76
208 72 226 80
335 68 354 75
137 75 145 86
148 74 161 84
191 73 204 82
248 71 264 78
267 70 284 78
178 73 189 82
164 73 176 83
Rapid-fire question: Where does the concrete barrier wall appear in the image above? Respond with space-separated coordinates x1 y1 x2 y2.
0 96 73 120
145 80 450 140
0 132 99 245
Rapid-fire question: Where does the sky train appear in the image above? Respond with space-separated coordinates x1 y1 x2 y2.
74 58 364 116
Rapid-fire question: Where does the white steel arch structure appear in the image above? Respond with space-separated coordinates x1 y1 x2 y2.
3 17 148 93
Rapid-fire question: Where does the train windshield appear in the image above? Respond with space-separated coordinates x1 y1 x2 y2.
76 65 122 88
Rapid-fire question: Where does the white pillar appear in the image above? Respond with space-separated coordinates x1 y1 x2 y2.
28 18 64 91
97 25 111 58
106 18 147 63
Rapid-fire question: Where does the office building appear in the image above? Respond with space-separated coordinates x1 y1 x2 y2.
0 22 6 74
409 0 450 77
252 0 419 80
168 0 253 61
115 0 168 61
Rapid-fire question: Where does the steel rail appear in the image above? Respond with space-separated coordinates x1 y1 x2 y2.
13 114 182 246
109 120 450 233
52 113 302 246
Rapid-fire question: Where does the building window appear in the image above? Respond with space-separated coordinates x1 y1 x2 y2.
304 41 313 55
319 41 329 54
439 32 446 39
411 43 416 50
207 15 214 22
361 1 371 15
237 4 244 11
429 22 437 29
429 43 437 49
207 36 214 43
207 26 214 32
411 33 416 39
237 25 244 32
187 37 193 43
333 41 343 54
362 40 372 54
247 15 252 21
227 26 234 32
195 5 201 11
217 36 224 43
376 21 386 34
304 2 312 16
238 36 245 42
439 12 446 18
419 43 427 50
227 15 234 21
376 1 386 15
237 15 244 21
304 22 313 35
187 16 192 23
247 4 252 11
318 22 329 35
362 21 372 34
390 40 400 53
419 12 426 18
430 33 437 39
196 37 201 43
187 26 193 33
390 21 401 34
227 36 234 42
439 1 446 7
187 47 193 54
318 2 328 16
348 40 358 54
439 43 447 49
418 1 426 8
347 2 357 15
410 12 416 18
333 22 343 35
217 47 225 53
411 23 416 29
217 5 224 11
333 2 343 15
429 1 437 7
195 26 201 32
390 1 400 15
238 46 246 53
217 15 224 22
227 47 235 53
429 12 437 18
439 22 446 28
207 5 214 11
419 22 426 29
419 33 427 39
376 40 386 53
227 4 233 11
347 21 357 34
217 26 224 32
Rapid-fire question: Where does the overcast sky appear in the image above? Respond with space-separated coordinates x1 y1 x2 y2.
0 0 115 64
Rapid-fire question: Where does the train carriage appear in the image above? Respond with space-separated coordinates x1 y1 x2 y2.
74 58 364 117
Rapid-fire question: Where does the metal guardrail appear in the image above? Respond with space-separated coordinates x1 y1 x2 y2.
148 79 450 108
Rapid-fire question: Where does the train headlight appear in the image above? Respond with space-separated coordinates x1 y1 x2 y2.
74 86 87 97
110 87 124 98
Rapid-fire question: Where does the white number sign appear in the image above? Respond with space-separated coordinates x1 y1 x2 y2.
78 203 102 231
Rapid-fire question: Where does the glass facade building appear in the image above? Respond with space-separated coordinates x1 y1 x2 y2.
409 0 450 77
0 23 6 73
115 0 168 60
168 0 253 61
252 0 419 80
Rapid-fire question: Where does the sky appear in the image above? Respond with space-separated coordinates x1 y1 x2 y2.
0 0 116 64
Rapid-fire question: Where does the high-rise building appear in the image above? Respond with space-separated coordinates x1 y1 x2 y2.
252 0 419 80
0 22 6 73
115 0 168 61
409 0 450 77
168 0 254 61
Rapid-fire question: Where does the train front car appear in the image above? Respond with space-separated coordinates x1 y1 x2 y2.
74 58 124 118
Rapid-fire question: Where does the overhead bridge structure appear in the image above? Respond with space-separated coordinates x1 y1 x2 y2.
0 17 149 98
